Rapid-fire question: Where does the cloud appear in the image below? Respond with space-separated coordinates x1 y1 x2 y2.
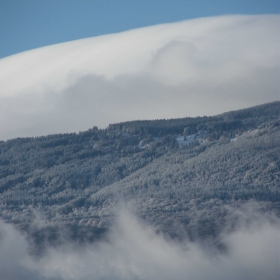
0 15 279 140
0 206 280 280
0 220 42 280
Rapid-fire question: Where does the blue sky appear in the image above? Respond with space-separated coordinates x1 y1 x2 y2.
1 0 279 59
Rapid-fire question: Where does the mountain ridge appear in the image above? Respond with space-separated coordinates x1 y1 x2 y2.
0 101 279 249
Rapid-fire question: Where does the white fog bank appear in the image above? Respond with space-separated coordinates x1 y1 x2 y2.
0 15 279 140
0 207 280 280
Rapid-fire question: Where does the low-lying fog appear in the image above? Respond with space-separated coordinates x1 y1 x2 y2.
1 205 279 280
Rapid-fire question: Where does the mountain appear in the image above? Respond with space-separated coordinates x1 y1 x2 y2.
0 101 279 252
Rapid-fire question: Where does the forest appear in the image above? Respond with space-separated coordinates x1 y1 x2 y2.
0 101 279 250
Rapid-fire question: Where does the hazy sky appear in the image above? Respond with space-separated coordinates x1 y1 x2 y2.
1 0 280 58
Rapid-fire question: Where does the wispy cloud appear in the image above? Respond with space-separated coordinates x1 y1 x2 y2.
0 15 279 140
0 206 279 280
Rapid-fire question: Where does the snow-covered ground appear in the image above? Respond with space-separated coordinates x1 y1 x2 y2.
176 131 207 146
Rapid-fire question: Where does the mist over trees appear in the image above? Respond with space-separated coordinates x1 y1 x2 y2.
0 101 279 249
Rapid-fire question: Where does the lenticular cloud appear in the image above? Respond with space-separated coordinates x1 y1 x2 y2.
0 15 279 140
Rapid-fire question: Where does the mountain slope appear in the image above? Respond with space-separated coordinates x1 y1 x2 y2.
0 101 279 247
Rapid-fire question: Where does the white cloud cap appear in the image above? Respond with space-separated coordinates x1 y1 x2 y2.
0 15 279 140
